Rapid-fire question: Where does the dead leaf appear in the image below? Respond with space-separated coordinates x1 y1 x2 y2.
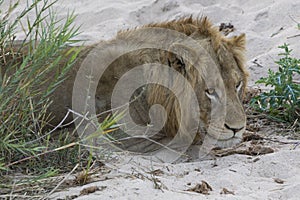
187 180 212 195
74 170 91 185
194 168 201 172
220 188 235 195
149 169 164 176
219 22 235 36
248 145 274 155
213 144 274 157
80 186 106 196
274 178 285 184
57 195 78 200
152 177 167 190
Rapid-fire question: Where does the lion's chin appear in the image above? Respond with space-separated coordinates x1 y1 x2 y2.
214 136 242 148
205 128 245 148
198 134 242 149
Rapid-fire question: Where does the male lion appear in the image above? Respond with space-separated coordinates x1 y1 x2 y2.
4 16 248 150
80 16 249 149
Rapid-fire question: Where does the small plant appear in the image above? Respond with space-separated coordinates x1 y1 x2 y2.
251 44 300 126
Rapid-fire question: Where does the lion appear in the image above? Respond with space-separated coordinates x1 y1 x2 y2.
87 16 249 149
3 16 248 150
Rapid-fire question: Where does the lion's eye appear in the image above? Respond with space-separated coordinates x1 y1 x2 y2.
205 88 215 95
206 88 215 95
205 88 218 100
236 81 242 92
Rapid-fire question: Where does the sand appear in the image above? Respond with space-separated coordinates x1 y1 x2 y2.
51 147 300 200
3 0 300 199
52 0 300 86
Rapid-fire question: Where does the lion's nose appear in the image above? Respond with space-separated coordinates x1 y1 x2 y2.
224 124 244 135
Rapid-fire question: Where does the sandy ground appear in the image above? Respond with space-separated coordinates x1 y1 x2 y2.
3 0 300 199
51 146 300 200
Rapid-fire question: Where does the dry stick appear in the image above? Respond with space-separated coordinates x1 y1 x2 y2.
261 137 300 145
68 109 98 130
287 34 300 39
42 163 79 200
287 15 300 39
252 59 264 68
9 179 17 200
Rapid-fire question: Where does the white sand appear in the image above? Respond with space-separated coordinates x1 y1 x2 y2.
51 148 300 200
3 0 300 199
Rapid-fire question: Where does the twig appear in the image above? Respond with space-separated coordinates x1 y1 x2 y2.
287 15 300 39
42 163 79 200
252 59 264 68
270 27 284 37
261 137 299 145
68 109 98 129
287 34 300 39
292 143 300 150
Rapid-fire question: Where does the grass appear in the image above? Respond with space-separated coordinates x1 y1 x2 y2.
0 0 121 198
0 0 80 170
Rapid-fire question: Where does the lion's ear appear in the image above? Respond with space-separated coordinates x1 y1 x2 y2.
167 44 187 74
167 42 199 74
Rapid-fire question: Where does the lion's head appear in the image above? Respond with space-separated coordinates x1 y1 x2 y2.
144 17 249 148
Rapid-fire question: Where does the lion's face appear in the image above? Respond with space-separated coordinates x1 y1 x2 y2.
164 31 248 148
191 34 247 148
195 37 247 148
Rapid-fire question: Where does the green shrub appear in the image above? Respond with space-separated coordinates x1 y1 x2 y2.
251 44 300 126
